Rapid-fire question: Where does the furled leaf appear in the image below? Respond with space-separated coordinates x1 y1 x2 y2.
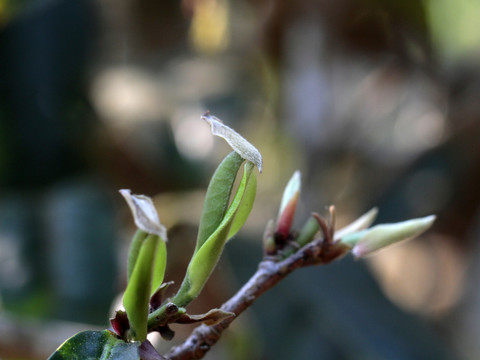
173 162 255 306
127 230 148 281
121 190 168 284
123 234 158 341
227 169 257 239
195 151 244 253
187 163 254 296
151 238 167 295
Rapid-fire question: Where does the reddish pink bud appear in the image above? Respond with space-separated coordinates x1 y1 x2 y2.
275 171 301 239
276 192 300 239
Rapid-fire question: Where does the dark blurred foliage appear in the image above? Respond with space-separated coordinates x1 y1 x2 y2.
1 0 480 359
0 0 117 327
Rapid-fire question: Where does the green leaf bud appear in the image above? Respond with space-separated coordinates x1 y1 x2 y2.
334 208 378 241
340 215 436 258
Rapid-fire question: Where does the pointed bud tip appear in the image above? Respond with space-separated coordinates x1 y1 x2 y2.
276 171 302 237
292 170 301 183
421 214 436 224
278 170 302 216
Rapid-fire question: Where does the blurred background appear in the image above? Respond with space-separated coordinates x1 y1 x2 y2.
1 0 480 359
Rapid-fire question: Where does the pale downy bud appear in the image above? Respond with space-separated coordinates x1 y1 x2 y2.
276 171 301 240
342 215 436 258
202 112 263 172
334 208 378 241
119 189 167 241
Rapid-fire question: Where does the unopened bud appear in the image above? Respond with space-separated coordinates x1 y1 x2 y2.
341 215 436 258
276 171 301 240
334 208 378 241
296 215 320 248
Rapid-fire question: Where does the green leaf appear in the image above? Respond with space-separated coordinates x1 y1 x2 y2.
195 151 244 253
174 162 255 306
127 230 148 281
123 234 158 341
227 169 257 239
151 238 167 295
47 330 140 360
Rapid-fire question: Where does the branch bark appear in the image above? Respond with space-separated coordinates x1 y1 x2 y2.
165 236 349 360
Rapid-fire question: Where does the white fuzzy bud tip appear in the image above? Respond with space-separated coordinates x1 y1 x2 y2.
119 189 167 241
201 111 263 173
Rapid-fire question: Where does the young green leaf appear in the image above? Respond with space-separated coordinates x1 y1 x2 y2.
151 238 167 295
123 234 158 341
127 230 148 281
227 169 257 239
173 162 255 306
195 151 244 253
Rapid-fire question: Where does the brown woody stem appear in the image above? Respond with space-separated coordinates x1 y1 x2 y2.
164 232 347 360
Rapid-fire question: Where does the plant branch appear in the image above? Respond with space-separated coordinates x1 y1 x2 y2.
164 233 349 360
